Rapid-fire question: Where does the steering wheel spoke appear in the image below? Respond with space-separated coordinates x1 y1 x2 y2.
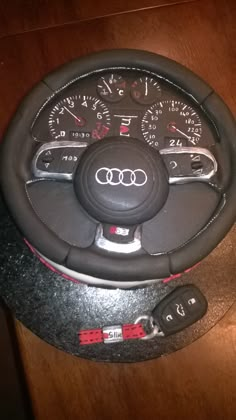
160 147 218 185
32 141 88 180
1 50 235 289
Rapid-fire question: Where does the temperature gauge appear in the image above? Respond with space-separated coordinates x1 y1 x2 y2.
97 74 127 103
131 77 161 105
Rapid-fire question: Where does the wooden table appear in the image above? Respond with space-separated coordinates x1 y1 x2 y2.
0 0 235 418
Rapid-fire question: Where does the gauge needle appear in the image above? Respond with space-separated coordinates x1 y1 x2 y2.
64 106 85 126
103 79 112 93
168 123 191 140
145 79 148 96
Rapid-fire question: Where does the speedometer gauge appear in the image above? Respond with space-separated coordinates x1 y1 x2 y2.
49 95 111 141
141 100 202 149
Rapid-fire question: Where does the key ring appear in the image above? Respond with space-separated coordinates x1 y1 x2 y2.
134 315 164 340
78 315 164 345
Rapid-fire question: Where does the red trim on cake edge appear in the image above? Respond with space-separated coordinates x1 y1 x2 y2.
24 238 199 286
24 238 81 284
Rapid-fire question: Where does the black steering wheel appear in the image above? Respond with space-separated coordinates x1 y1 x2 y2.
1 49 236 288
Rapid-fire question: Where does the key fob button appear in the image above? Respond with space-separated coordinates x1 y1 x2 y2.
151 285 208 337
182 290 207 314
170 299 188 320
161 307 179 328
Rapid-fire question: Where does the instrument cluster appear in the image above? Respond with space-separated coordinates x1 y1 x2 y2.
32 70 217 150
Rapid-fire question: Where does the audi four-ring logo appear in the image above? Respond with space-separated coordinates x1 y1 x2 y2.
95 167 148 186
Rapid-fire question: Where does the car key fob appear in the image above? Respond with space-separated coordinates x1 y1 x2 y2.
152 285 208 336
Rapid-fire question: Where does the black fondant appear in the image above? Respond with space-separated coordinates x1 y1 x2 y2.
74 137 169 224
27 181 98 248
0 194 235 361
66 246 170 280
0 51 235 282
43 50 213 103
142 183 220 254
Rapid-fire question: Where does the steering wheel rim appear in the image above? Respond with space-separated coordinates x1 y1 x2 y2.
1 49 236 285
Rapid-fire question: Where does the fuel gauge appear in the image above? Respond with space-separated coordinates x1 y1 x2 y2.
97 74 126 103
131 77 161 105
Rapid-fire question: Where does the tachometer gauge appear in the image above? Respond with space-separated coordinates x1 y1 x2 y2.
49 95 111 141
131 77 161 105
97 74 126 102
141 100 202 149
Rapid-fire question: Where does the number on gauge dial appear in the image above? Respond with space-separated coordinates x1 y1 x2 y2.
141 100 203 149
48 95 111 141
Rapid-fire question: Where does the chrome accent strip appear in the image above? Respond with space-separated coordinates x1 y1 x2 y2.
160 147 217 184
95 224 142 254
32 141 88 180
102 326 124 343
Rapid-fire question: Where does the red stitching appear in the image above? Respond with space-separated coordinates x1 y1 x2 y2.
80 331 101 336
79 328 103 345
78 323 146 345
123 323 146 340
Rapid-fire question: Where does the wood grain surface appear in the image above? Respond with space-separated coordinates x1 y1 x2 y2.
0 0 194 38
15 305 236 420
0 0 235 418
